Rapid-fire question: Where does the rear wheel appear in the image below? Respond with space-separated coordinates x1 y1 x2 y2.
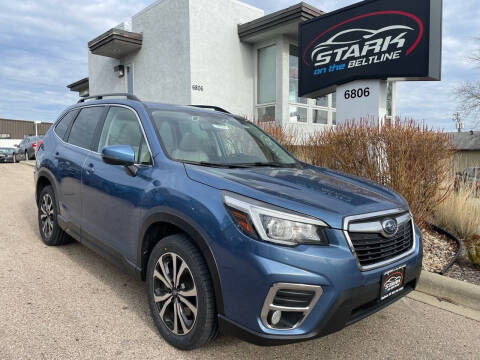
146 234 217 350
37 186 71 246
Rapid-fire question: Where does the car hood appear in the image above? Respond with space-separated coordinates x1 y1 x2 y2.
184 164 408 230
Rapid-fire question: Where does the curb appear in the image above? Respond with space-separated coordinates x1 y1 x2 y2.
416 270 480 311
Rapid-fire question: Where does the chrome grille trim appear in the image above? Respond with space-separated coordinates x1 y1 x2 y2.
343 209 416 271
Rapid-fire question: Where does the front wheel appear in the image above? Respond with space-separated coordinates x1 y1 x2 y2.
146 234 217 350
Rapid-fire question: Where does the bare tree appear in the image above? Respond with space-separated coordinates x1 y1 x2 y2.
456 40 480 119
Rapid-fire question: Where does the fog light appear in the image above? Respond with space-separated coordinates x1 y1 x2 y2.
271 310 282 325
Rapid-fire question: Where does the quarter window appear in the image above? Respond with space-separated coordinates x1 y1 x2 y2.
97 107 151 164
67 107 105 150
54 110 78 141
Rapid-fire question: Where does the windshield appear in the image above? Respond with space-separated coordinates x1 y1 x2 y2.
0 148 13 153
149 109 297 167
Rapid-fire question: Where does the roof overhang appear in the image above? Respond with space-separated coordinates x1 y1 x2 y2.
67 77 89 97
238 2 323 43
88 28 142 59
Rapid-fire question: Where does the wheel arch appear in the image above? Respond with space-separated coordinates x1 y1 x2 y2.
138 209 225 315
35 168 58 206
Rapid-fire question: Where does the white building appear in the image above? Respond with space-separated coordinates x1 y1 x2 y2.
68 0 395 131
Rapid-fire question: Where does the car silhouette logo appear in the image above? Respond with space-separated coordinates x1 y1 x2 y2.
381 218 398 237
384 274 403 292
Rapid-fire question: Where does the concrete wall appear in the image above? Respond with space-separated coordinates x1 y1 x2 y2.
88 49 125 95
129 0 191 104
188 0 263 118
88 0 192 105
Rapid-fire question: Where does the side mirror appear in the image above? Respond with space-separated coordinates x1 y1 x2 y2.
101 145 135 166
14 144 19 147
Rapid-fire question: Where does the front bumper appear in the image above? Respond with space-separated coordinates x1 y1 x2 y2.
219 260 421 346
215 222 423 346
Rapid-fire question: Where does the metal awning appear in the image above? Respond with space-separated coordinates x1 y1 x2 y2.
238 2 323 43
88 28 142 59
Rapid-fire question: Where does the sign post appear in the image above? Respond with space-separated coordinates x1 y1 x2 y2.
298 0 442 124
336 79 388 124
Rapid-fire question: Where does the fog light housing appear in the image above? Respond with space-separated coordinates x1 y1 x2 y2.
261 283 323 330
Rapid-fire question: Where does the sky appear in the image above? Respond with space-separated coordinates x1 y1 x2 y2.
0 0 478 131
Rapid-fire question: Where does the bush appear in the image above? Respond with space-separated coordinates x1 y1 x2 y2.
259 118 454 227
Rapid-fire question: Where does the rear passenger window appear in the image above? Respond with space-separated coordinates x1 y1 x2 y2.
67 107 105 150
97 107 151 164
54 110 77 141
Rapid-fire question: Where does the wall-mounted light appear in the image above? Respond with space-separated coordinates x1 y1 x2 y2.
114 64 125 78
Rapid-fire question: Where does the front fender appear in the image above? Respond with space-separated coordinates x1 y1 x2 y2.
137 207 225 315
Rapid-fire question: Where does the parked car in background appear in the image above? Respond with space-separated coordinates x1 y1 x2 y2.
0 147 16 163
34 94 422 350
14 136 44 161
454 167 480 195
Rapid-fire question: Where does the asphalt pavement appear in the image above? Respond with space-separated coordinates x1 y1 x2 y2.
0 163 479 359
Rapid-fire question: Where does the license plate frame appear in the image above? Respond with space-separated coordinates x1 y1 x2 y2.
380 265 406 301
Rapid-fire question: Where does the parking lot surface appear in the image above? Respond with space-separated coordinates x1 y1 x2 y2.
0 163 479 359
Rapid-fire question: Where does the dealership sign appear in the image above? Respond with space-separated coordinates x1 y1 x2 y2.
299 0 442 98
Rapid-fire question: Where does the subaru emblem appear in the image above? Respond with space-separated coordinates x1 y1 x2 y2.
381 218 398 237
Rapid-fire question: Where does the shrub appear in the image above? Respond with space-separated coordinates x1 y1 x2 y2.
259 118 454 227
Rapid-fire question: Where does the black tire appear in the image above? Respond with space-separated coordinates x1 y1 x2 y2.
37 185 71 246
146 234 217 350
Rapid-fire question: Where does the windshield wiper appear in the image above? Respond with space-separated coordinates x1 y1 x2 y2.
234 162 302 168
182 160 302 169
181 161 250 168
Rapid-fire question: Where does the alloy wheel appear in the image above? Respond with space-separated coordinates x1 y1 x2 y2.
152 252 198 335
40 194 54 239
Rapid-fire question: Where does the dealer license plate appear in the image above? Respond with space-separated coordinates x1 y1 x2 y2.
380 265 406 300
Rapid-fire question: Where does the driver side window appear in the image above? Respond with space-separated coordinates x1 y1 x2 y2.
97 107 152 165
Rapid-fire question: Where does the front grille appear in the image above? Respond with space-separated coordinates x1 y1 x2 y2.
349 220 413 267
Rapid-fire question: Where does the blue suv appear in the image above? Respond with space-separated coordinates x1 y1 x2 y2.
35 93 422 350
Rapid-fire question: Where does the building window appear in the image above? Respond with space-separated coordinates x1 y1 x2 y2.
127 64 134 94
289 45 307 104
289 106 307 123
257 45 276 104
289 45 308 123
332 92 336 108
332 111 336 125
313 109 328 124
257 106 275 123
316 96 328 107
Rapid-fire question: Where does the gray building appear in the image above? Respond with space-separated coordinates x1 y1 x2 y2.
450 131 480 171
67 0 394 134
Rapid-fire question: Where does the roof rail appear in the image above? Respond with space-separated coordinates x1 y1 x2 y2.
77 93 141 103
190 105 231 114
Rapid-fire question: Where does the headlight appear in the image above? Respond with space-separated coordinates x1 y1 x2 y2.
223 192 328 246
